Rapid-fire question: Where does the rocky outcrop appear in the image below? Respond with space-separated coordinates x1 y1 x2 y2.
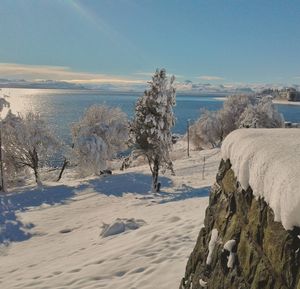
180 159 300 289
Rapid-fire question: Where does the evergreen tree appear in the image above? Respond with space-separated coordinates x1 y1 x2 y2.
130 69 176 192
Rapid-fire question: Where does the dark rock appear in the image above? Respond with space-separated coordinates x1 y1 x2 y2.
100 169 112 175
180 159 300 289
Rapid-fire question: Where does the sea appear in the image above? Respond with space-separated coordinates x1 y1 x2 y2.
3 88 300 144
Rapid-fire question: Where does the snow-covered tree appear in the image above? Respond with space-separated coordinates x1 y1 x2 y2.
2 111 24 185
222 94 257 130
190 94 284 149
190 109 223 149
3 112 60 185
239 96 284 128
129 69 176 192
0 91 10 191
71 105 128 176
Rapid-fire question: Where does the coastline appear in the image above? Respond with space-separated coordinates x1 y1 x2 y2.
272 99 300 106
214 96 300 106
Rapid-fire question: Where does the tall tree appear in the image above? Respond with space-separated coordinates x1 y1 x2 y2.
130 69 176 192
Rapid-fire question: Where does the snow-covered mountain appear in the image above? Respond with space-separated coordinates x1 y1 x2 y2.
0 79 86 90
1 78 300 95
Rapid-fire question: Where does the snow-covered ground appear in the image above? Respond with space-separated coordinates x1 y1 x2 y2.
0 140 220 289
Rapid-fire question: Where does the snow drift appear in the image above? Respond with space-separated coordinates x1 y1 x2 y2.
221 128 300 230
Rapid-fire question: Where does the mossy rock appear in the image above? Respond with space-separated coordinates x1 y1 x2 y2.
180 158 300 289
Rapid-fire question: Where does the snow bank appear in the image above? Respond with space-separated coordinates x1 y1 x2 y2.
221 128 300 230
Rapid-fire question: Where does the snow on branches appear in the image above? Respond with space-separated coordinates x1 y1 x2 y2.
129 69 176 192
72 105 128 176
190 95 284 149
3 112 60 185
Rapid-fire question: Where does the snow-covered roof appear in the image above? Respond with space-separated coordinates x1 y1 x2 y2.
221 128 300 230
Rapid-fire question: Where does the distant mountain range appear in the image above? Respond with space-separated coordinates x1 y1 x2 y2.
0 79 86 90
1 78 300 95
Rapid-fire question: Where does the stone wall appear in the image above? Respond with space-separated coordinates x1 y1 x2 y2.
180 159 300 289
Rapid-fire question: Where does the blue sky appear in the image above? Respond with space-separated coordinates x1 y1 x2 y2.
0 0 300 86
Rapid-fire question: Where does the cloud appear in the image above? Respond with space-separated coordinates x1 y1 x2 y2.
134 72 154 77
0 63 144 85
197 75 224 81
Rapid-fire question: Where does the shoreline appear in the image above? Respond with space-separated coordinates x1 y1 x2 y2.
272 99 300 106
214 96 300 106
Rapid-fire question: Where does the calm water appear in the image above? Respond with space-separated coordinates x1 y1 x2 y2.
4 88 300 144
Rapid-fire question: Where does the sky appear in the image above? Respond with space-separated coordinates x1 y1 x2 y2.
0 0 300 87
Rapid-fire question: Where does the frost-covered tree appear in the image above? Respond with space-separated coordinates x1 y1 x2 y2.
222 94 257 132
4 112 60 185
72 105 128 176
239 97 284 128
190 109 223 149
0 92 10 191
190 95 284 149
2 110 24 185
129 69 176 192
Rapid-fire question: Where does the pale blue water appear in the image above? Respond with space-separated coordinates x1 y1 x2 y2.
7 88 300 144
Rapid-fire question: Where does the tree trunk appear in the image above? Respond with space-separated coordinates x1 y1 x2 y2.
32 149 41 186
57 158 69 182
33 166 41 186
151 158 160 193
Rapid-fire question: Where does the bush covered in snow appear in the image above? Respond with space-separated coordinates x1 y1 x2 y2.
72 105 129 176
190 95 284 149
129 69 176 192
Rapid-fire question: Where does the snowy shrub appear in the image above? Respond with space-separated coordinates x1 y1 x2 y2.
72 105 128 176
190 95 284 149
129 69 176 192
3 111 60 185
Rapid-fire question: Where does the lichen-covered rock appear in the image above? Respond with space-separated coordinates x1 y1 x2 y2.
180 159 300 289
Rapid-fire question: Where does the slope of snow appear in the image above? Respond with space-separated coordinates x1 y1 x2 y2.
0 140 220 289
222 128 300 230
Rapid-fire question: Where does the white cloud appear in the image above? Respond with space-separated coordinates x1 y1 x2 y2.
0 63 144 85
197 75 224 81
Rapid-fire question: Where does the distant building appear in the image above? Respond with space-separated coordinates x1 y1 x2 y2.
285 121 300 128
259 87 300 102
